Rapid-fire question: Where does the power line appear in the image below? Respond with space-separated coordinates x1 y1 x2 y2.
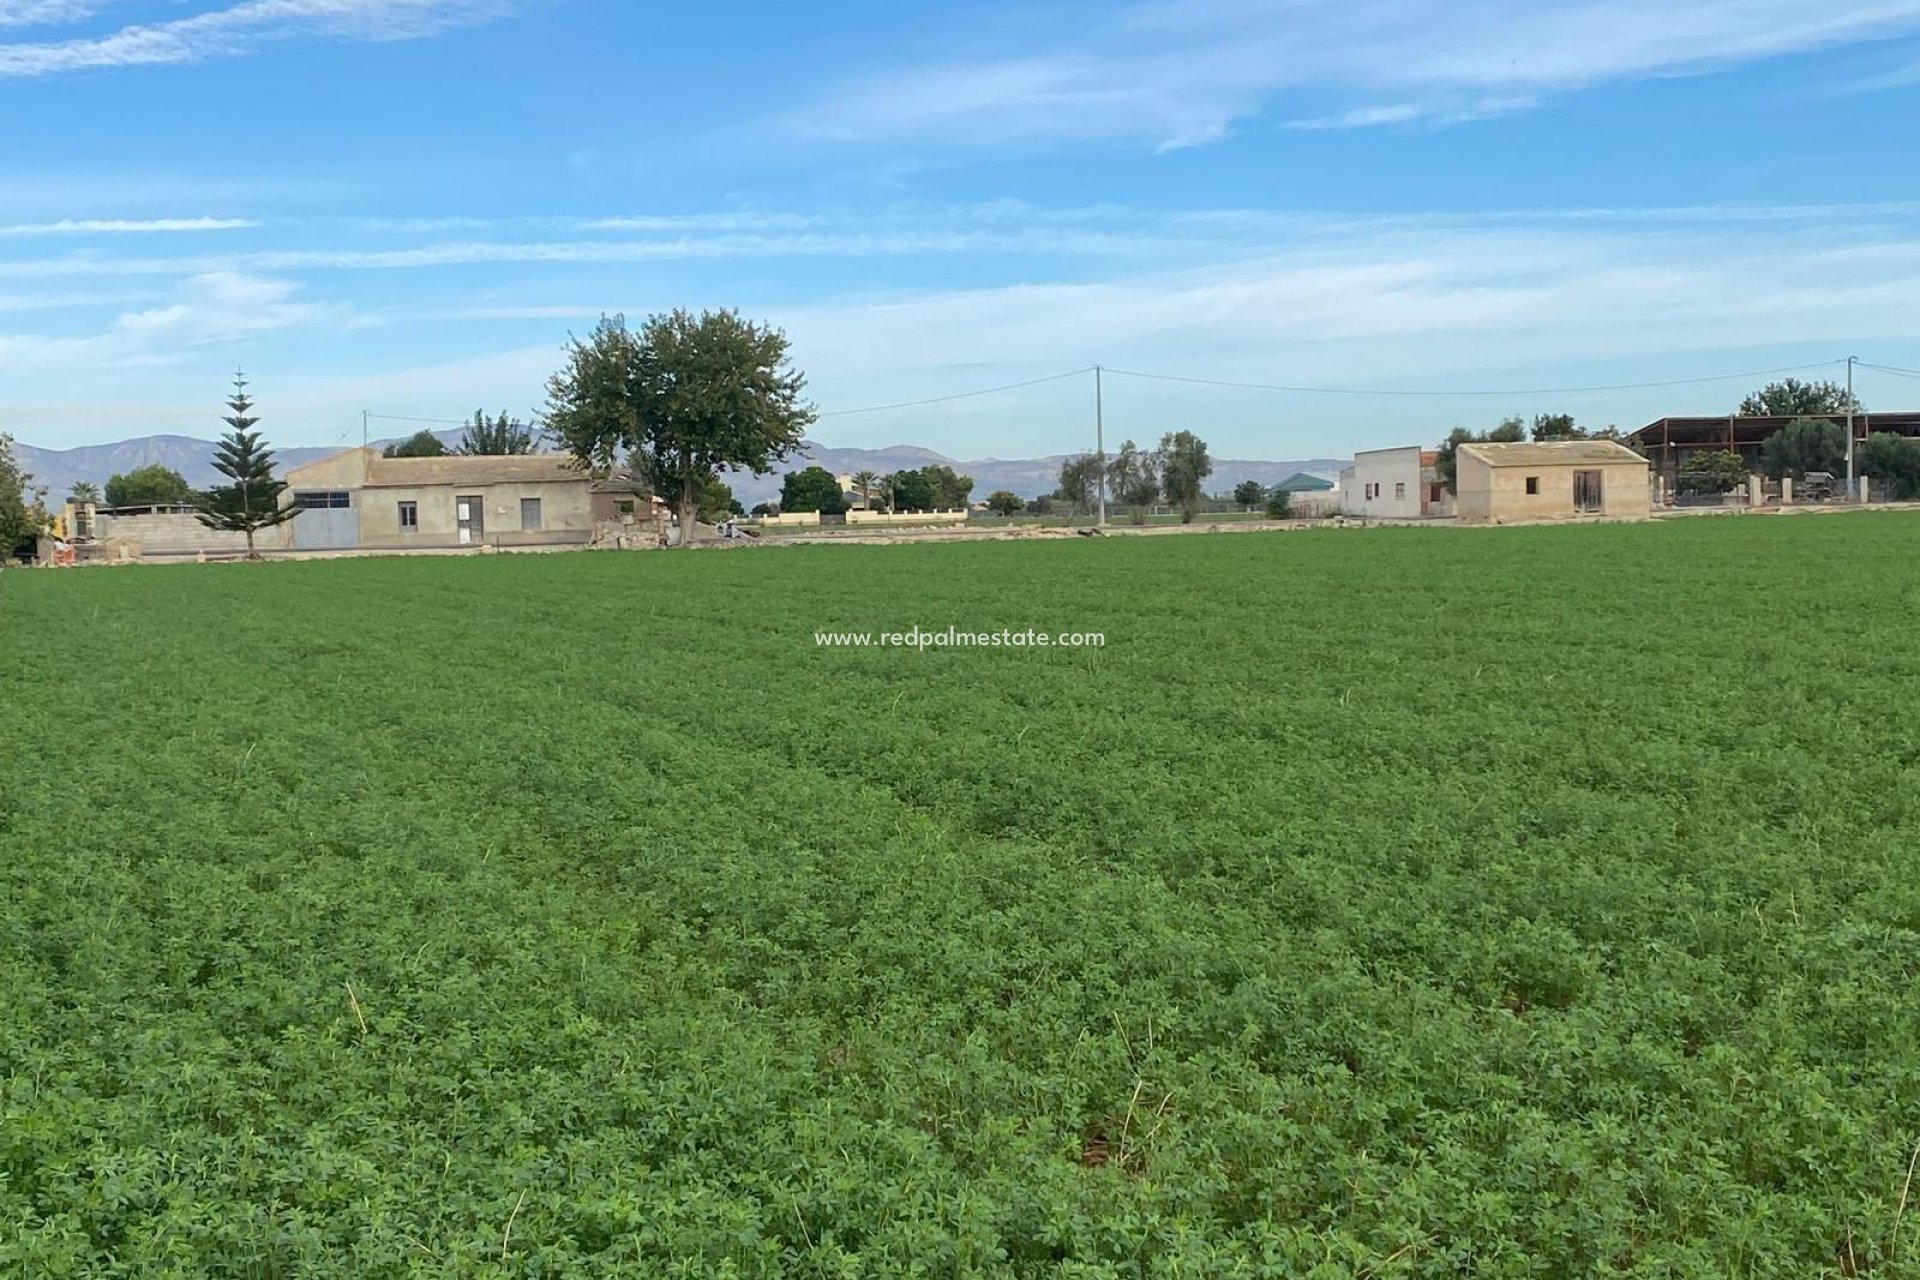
815 367 1095 417
1099 360 1848 398
366 411 473 426
1858 361 1920 379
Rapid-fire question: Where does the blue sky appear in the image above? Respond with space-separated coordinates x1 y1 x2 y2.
5 0 1920 460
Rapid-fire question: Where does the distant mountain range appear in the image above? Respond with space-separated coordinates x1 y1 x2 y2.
14 432 1346 505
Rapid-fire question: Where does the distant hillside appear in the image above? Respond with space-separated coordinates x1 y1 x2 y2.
14 432 1345 505
15 434 349 499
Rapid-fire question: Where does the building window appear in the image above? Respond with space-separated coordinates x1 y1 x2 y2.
520 497 543 531
1525 476 1540 495
293 491 351 509
397 501 418 531
1394 482 1406 500
1429 483 1443 504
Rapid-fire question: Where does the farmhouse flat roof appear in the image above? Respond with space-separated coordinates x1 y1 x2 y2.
362 454 586 488
1458 440 1647 468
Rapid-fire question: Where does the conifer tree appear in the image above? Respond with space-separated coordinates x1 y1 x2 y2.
198 372 297 558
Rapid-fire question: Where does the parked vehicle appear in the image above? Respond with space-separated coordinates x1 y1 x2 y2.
1800 471 1837 501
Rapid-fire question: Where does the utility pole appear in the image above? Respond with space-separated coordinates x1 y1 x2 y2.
1095 365 1107 527
1845 356 1857 498
362 410 370 451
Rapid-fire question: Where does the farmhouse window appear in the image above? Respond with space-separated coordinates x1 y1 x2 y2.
294 491 351 509
1395 482 1406 500
398 501 418 530
1525 476 1540 495
520 498 543 531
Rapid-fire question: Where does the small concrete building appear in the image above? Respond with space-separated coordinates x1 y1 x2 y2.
1340 446 1451 519
1454 440 1651 523
280 448 645 551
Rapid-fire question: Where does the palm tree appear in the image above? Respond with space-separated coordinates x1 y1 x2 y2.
851 469 879 510
877 473 897 513
68 480 102 505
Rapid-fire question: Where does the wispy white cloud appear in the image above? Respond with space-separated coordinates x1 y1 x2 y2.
0 226 1204 278
0 216 258 235
0 0 512 78
0 272 355 371
790 0 1920 147
1286 96 1536 131
0 0 99 28
4 199 1920 280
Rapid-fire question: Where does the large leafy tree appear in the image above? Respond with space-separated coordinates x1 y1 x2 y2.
985 489 1023 516
1759 416 1846 480
383 429 449 458
1859 433 1920 500
197 374 297 559
543 316 644 476
1436 417 1527 492
1530 413 1583 441
1676 450 1749 496
1158 429 1213 523
1739 379 1861 416
696 473 743 521
1107 439 1161 523
105 464 195 508
919 465 974 510
545 310 812 548
884 469 934 512
1232 480 1265 508
1054 453 1104 517
1 432 49 556
459 410 536 456
780 466 848 514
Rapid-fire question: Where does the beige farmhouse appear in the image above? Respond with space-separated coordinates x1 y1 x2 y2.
1454 440 1651 523
279 448 651 551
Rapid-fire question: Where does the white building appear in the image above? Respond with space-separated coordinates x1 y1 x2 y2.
1340 446 1450 519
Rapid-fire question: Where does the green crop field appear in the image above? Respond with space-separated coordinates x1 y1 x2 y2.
6 516 1920 1278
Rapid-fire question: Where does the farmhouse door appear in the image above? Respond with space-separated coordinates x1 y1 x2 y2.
1573 470 1603 513
457 495 484 545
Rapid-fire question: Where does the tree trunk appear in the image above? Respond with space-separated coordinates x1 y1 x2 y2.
245 526 256 560
679 476 699 549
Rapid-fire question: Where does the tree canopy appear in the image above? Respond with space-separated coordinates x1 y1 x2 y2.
1758 417 1846 480
459 411 536 456
383 429 449 458
1859 433 1920 500
1 433 48 555
1054 453 1104 516
780 466 848 514
1232 480 1265 508
1739 379 1861 417
985 490 1023 516
1107 440 1161 523
881 465 972 512
68 480 102 505
197 375 297 558
105 464 196 508
696 473 743 521
1675 450 1748 496
544 311 813 547
1436 418 1527 492
1158 430 1213 523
